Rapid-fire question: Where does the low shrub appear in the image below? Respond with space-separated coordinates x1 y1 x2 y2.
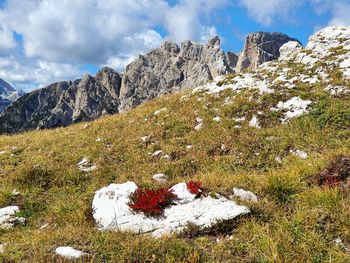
128 187 178 216
186 181 203 195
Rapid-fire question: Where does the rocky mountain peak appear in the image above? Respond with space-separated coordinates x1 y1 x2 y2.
0 78 25 112
160 41 180 54
236 31 300 72
207 36 220 48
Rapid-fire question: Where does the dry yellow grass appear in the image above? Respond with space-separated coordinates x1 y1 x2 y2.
0 80 349 262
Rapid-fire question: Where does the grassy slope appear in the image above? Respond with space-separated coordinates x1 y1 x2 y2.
0 71 349 262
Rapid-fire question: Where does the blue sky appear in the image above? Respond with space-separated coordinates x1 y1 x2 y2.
0 0 349 92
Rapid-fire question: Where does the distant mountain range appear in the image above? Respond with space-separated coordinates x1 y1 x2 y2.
0 31 298 134
0 78 25 112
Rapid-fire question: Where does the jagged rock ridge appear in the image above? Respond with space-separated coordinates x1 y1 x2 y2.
0 68 121 133
0 31 299 134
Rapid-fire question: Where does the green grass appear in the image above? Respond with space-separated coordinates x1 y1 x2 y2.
0 74 349 262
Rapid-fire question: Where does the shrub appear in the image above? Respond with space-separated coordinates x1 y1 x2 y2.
128 187 178 216
186 181 203 195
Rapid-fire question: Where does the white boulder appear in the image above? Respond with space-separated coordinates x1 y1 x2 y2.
92 182 250 238
0 206 25 229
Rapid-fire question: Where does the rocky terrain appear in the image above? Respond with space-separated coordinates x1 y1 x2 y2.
0 32 295 134
0 78 24 112
0 26 349 262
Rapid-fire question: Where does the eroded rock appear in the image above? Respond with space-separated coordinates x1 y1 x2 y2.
92 182 250 238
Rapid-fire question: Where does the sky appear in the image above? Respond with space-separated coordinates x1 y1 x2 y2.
0 0 349 92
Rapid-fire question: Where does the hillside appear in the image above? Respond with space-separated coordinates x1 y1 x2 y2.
0 26 349 262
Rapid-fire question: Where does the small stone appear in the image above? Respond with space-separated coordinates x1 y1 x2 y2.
77 158 97 173
152 173 168 183
152 150 163 158
141 136 151 143
55 246 88 259
249 115 261 129
232 188 259 202
290 149 308 160
213 116 221 122
154 107 168 116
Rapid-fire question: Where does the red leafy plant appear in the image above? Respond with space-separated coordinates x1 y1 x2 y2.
128 187 178 216
186 181 203 195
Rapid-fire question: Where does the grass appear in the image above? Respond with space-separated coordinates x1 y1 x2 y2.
0 72 349 262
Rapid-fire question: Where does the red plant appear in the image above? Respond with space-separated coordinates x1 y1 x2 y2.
186 181 203 195
128 187 177 216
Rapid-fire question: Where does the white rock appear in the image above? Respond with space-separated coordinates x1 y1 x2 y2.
77 158 97 173
154 107 168 116
152 150 163 158
249 115 261 129
275 156 283 164
186 145 193 150
0 206 25 229
279 41 303 61
160 155 171 160
290 149 308 160
232 188 259 203
55 246 87 259
141 136 151 143
0 244 3 253
0 151 6 155
275 97 312 123
194 117 204 131
92 182 250 238
213 116 221 122
152 173 168 183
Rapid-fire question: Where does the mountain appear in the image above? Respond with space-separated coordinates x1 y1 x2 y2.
0 78 24 112
0 26 349 262
0 31 297 134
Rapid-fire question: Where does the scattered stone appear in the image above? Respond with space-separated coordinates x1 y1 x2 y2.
96 138 102 142
275 156 283 164
275 97 312 123
151 150 163 158
194 117 204 131
11 189 20 196
141 136 151 143
249 115 261 129
0 244 3 253
213 116 221 122
232 188 259 203
152 173 168 183
154 107 168 116
39 223 49 229
77 158 97 173
290 149 308 160
55 246 88 259
92 182 250 238
0 206 26 229
186 145 193 150
160 155 171 160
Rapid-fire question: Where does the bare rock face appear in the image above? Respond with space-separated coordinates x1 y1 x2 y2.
0 67 121 133
236 32 300 72
0 78 24 112
119 36 234 111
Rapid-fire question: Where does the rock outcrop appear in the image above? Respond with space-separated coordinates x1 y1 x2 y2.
0 78 24 112
0 67 121 133
236 32 300 72
92 181 250 238
119 36 234 111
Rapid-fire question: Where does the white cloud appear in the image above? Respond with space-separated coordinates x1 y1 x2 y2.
164 0 228 43
328 2 350 26
0 26 15 50
0 56 81 92
239 0 303 25
0 0 227 90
